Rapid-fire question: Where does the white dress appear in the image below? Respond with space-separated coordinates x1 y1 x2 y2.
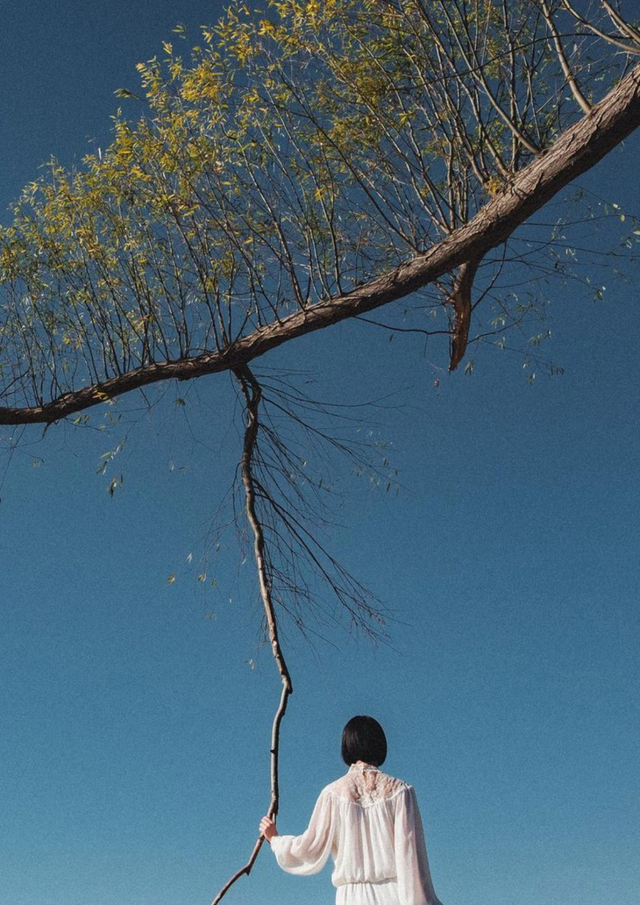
270 763 444 905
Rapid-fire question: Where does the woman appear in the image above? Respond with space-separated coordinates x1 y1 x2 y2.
260 715 444 905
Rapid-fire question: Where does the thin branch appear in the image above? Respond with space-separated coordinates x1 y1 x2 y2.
210 365 293 905
600 0 640 48
541 0 592 115
561 0 640 54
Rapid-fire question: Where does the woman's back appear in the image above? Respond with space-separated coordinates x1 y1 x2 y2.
262 717 444 905
271 763 443 905
329 763 410 884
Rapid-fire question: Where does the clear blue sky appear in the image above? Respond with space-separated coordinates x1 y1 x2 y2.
1 3 639 905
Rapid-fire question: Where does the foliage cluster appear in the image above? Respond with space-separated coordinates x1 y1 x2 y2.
2 1 639 409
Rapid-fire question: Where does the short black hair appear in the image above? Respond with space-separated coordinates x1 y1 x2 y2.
341 715 387 766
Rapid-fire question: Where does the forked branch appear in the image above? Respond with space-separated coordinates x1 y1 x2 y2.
210 365 293 905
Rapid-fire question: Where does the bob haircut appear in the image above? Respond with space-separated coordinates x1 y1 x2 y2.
341 715 387 767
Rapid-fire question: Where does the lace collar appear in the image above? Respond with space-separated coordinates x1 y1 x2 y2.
348 762 379 773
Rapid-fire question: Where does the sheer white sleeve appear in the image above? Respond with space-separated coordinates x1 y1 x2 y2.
394 785 443 905
270 789 335 876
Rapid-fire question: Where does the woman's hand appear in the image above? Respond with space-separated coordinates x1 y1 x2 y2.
260 815 278 842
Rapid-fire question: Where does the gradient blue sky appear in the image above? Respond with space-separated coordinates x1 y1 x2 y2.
1 3 639 905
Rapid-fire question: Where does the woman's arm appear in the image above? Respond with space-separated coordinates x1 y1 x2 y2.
394 785 444 905
259 788 335 876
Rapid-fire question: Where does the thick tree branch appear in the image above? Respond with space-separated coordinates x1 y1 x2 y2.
210 365 293 905
2 62 640 425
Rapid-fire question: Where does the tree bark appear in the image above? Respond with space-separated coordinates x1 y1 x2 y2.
2 62 640 425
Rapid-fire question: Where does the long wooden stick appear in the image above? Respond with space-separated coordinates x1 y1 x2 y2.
210 365 293 905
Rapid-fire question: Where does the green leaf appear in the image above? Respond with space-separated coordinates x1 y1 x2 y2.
108 474 124 497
